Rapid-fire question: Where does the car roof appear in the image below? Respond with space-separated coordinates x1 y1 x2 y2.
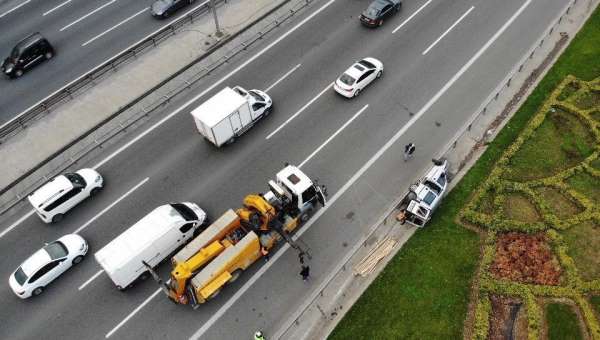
20 248 51 276
343 63 367 79
370 0 390 10
28 175 73 208
16 33 45 50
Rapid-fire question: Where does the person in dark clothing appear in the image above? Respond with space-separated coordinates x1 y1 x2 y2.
300 265 310 281
404 142 416 161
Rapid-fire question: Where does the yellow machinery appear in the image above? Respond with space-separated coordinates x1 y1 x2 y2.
146 165 326 307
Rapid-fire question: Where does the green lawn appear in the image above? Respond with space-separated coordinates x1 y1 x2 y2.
330 5 600 340
591 296 600 314
546 303 584 340
561 220 600 280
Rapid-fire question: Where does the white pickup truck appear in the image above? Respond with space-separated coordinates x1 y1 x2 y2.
191 86 272 147
396 159 449 228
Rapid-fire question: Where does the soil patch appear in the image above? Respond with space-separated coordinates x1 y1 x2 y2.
535 187 584 218
561 220 600 280
489 295 522 340
491 233 562 285
503 194 541 223
566 171 600 204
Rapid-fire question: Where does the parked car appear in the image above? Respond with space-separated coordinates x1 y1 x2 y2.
150 0 195 18
1 33 54 78
360 0 402 27
333 57 384 98
28 169 104 223
9 234 88 298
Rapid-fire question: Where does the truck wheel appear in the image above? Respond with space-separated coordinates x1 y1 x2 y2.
32 286 44 296
227 136 236 144
138 272 149 282
208 288 221 300
229 270 242 283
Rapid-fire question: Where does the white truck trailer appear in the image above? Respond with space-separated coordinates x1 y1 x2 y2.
396 159 449 228
191 86 272 147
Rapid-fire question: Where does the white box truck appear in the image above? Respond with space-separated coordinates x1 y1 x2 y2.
191 86 272 147
94 202 207 290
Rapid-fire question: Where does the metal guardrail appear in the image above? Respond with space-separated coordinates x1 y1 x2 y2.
0 0 313 216
0 0 222 142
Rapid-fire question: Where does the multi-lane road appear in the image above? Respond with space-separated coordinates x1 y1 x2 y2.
0 0 570 339
0 0 207 125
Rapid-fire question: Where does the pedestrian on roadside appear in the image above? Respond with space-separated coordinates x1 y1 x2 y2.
254 330 266 340
404 142 416 161
298 251 305 265
300 265 310 282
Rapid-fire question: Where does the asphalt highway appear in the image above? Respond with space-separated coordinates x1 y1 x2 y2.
0 0 569 339
0 0 208 125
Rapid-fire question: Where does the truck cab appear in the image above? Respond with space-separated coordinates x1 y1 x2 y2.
397 159 448 228
232 86 272 117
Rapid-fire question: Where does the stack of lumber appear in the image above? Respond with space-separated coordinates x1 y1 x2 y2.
353 237 397 277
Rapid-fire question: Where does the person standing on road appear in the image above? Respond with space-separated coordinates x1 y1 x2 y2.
254 330 266 340
404 142 416 161
300 265 310 282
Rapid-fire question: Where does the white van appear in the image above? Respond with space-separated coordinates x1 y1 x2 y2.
94 202 207 290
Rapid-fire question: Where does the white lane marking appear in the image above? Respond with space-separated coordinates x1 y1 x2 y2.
422 6 474 55
43 0 72 16
265 64 302 92
105 288 162 338
0 210 35 239
189 0 533 337
82 8 148 46
392 0 433 34
73 177 149 233
60 0 117 31
0 0 30 18
265 82 333 140
78 269 104 290
93 0 337 170
298 104 368 168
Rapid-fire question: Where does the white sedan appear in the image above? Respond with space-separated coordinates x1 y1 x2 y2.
333 57 384 98
9 234 88 298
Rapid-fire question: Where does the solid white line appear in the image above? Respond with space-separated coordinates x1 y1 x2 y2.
0 0 30 18
265 64 301 92
73 177 149 233
105 288 161 338
43 0 72 16
189 0 533 337
265 82 333 140
78 269 104 290
298 104 368 168
82 8 148 46
392 0 433 34
60 0 117 32
93 0 337 170
0 210 35 239
422 6 474 55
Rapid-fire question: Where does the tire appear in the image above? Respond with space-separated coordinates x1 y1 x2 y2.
138 272 149 282
72 255 84 265
264 106 272 117
207 288 221 300
376 70 382 78
90 187 101 196
378 19 383 26
32 287 44 296
229 269 242 283
52 213 64 223
353 88 361 97
45 51 53 60
226 136 236 145
15 69 23 77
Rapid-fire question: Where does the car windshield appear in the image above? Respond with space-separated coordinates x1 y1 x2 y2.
65 173 86 188
339 73 356 86
366 5 380 17
170 203 197 221
14 267 28 285
423 192 436 206
44 241 68 260
358 60 376 69
249 90 264 102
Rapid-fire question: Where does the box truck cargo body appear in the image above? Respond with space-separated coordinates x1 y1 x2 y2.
191 86 272 147
94 202 206 290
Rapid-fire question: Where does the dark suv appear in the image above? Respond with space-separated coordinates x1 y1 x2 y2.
1 33 55 78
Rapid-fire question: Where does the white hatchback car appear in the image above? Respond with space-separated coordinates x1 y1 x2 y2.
28 168 103 223
334 57 384 98
9 234 88 298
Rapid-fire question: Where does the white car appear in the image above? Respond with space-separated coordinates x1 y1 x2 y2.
28 168 104 223
333 57 384 98
9 234 88 298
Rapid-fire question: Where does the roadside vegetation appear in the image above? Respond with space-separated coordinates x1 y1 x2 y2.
545 303 584 340
330 5 600 340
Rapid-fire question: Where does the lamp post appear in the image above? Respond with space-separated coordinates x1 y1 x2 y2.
209 0 223 37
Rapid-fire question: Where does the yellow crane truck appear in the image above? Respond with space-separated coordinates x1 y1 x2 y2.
145 165 326 308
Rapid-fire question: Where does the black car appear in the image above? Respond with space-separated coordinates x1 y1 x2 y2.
360 0 402 27
150 0 195 19
1 33 55 78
